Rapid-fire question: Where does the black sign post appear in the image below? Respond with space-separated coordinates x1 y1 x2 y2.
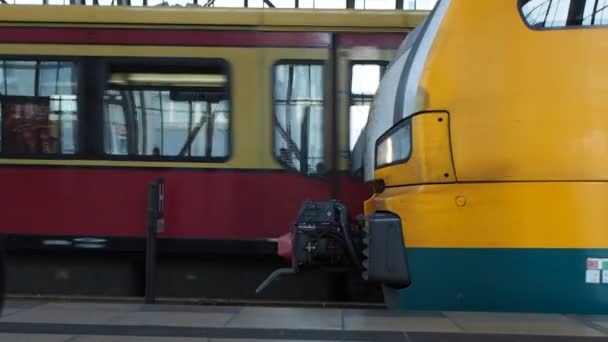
145 178 164 305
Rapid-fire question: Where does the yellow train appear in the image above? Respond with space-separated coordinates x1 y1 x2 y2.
357 0 608 313
268 0 608 313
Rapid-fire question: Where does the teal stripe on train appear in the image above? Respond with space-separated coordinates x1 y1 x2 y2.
399 248 608 314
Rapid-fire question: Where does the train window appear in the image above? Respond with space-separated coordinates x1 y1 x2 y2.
0 61 78 155
103 70 230 159
520 0 608 28
273 63 325 176
349 63 386 151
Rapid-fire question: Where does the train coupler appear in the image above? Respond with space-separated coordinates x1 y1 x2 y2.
255 201 411 294
255 200 363 294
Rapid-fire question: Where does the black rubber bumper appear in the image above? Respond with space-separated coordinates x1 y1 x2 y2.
362 212 411 289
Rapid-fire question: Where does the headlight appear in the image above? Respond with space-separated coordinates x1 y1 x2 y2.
375 119 412 169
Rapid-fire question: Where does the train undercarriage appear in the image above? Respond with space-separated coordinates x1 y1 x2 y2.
256 200 410 306
0 200 410 309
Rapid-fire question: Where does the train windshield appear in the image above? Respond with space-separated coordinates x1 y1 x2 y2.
520 0 608 28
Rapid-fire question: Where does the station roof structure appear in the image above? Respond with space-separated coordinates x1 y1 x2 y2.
0 1 429 29
1 0 437 10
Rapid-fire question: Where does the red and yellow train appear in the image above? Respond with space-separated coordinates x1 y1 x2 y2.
0 5 425 298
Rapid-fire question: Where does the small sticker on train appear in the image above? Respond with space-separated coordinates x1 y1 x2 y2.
586 270 601 284
602 271 608 284
587 259 600 270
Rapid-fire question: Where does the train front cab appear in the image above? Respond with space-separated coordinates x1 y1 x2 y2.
364 0 608 314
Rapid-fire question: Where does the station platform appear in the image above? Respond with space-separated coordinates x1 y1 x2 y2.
0 299 607 341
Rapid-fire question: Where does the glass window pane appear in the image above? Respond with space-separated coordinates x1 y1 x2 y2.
39 62 76 96
520 0 608 28
14 0 44 4
211 101 230 157
350 104 370 150
596 0 608 25
376 121 411 167
298 0 314 7
104 91 128 155
273 63 325 176
244 0 264 7
349 63 384 151
4 61 36 96
103 68 230 160
351 64 382 95
270 0 295 7
313 0 345 8
356 0 396 9
409 0 437 10
0 60 78 155
208 0 248 6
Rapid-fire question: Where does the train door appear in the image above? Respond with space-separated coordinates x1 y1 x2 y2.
260 39 335 231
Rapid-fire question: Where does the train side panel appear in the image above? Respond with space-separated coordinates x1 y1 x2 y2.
366 0 608 313
0 24 406 247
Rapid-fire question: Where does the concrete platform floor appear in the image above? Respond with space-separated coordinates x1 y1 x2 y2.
0 299 607 341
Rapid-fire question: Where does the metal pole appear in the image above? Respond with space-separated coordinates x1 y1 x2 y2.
0 234 6 314
0 248 5 314
145 178 163 305
346 0 354 9
396 0 403 9
329 32 339 198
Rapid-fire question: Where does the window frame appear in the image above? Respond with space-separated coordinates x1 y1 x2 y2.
271 59 327 178
518 0 608 30
99 57 233 163
346 60 389 156
0 55 81 159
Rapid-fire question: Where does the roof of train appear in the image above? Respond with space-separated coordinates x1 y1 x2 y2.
0 5 428 31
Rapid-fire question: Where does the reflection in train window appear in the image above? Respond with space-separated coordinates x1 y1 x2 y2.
103 71 230 159
349 63 386 151
520 0 608 28
0 60 78 155
273 63 325 176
